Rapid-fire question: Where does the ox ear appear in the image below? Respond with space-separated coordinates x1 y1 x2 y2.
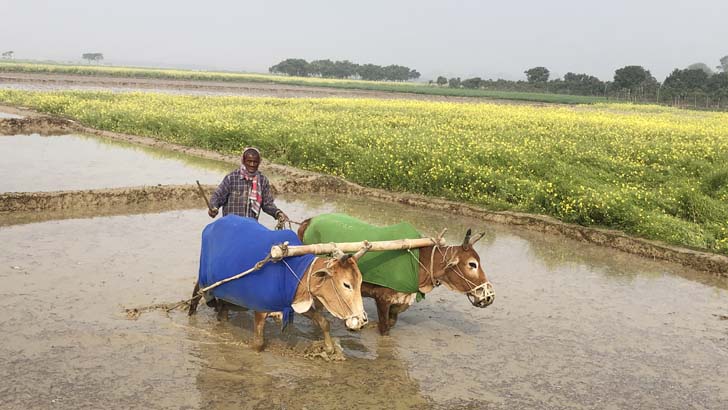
291 295 313 314
462 229 472 250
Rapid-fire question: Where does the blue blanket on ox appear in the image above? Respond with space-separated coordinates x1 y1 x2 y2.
198 215 315 326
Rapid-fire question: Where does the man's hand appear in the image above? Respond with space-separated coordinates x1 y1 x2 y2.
208 208 219 218
276 210 289 222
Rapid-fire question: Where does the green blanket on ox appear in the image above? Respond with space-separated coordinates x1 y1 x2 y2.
302 213 422 295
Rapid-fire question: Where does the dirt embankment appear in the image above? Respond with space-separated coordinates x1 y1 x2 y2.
2 109 728 277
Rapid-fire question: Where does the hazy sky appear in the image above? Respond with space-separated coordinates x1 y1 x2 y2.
2 0 727 81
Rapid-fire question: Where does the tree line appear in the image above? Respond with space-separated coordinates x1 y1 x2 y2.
269 58 421 82
436 55 728 109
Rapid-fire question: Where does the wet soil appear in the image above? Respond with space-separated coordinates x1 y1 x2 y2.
1 196 727 409
0 72 553 106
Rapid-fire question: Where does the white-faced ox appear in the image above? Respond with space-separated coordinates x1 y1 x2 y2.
188 215 368 353
298 213 495 335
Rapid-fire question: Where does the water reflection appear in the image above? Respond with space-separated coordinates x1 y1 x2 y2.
0 112 24 119
0 134 230 192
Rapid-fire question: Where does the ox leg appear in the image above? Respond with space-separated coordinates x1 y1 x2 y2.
302 308 334 354
251 312 268 352
216 301 230 322
188 281 201 316
375 298 392 336
388 304 410 328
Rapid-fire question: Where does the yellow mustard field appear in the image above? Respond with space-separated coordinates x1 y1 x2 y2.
1 90 727 253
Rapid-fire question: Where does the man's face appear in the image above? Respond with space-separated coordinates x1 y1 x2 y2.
243 153 260 173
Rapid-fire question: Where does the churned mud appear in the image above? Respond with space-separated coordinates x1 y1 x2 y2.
1 197 727 409
2 111 727 276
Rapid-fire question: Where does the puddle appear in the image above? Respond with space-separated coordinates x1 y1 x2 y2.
1 193 727 409
0 111 24 119
0 134 233 192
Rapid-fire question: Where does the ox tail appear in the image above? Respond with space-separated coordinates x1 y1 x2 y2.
187 281 201 316
296 218 311 241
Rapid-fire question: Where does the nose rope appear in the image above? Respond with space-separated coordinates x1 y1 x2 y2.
329 275 355 318
436 245 488 291
409 245 491 297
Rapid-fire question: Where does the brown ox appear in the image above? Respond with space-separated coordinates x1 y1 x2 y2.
298 220 495 335
188 247 369 353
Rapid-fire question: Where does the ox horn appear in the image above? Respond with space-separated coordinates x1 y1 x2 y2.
332 248 345 259
462 229 472 250
352 241 372 261
469 232 485 246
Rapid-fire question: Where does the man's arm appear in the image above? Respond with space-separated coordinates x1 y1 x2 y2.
259 175 283 219
208 175 231 217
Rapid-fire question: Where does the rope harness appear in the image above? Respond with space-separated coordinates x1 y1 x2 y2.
275 219 304 231
407 245 494 303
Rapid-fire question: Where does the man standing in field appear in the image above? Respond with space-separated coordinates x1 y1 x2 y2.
208 147 289 224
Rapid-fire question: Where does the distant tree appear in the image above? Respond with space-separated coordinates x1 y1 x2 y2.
408 69 421 81
309 59 336 77
357 64 383 81
560 72 605 95
269 58 310 77
461 77 483 89
662 68 710 102
717 55 728 73
667 68 709 91
333 60 359 79
687 63 713 75
82 52 104 64
613 65 653 90
436 76 448 86
524 66 550 83
1 51 13 59
448 77 461 88
708 72 728 102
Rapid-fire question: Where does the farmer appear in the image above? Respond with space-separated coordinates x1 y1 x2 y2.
208 147 289 224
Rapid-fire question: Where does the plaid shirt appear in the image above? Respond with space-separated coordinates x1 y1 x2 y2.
210 169 280 220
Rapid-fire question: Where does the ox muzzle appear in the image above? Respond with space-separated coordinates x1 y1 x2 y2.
467 282 495 308
345 310 368 331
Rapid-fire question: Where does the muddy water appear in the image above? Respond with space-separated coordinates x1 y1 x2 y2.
0 134 232 192
1 193 727 409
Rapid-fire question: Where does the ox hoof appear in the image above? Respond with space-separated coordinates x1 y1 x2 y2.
251 339 265 352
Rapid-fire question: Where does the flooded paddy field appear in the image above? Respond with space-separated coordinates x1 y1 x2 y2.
2 200 728 409
0 134 230 192
1 132 728 409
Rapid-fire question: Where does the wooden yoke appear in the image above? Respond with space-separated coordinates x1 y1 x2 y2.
271 235 446 259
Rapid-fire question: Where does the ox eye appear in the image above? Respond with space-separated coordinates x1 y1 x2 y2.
468 262 478 269
343 282 352 290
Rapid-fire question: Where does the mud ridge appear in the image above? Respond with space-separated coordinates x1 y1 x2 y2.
1 111 727 277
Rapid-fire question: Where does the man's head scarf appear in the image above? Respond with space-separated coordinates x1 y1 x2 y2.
240 146 262 216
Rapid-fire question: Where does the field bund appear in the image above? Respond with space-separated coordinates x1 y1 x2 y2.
1 90 727 259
